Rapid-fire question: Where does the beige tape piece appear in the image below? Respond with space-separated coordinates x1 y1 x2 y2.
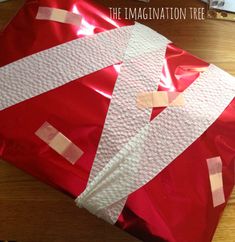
36 7 82 27
35 122 83 165
209 172 223 192
207 157 225 207
180 66 208 72
136 91 185 109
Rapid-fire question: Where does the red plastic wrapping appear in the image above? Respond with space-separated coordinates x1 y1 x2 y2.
0 1 234 241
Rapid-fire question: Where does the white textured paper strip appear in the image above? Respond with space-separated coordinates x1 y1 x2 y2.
76 64 235 223
82 23 169 222
0 25 133 110
88 23 170 182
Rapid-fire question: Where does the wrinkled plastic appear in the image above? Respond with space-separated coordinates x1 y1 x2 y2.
0 1 234 242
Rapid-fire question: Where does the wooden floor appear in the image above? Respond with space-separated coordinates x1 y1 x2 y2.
0 0 234 241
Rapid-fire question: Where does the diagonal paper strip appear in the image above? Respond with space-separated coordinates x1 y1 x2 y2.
0 25 134 111
88 22 170 183
136 91 185 109
35 122 83 165
207 157 225 207
36 7 82 27
76 64 235 223
84 23 170 222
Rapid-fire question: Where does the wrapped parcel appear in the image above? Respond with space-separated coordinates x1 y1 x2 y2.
0 0 234 241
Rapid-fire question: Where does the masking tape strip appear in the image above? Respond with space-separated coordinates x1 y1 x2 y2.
209 173 223 191
36 7 82 27
210 0 225 8
180 66 208 72
76 64 235 223
136 91 185 108
0 25 133 110
207 157 225 207
35 122 83 165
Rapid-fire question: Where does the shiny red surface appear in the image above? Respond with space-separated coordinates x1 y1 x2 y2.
117 44 235 242
0 0 130 196
0 1 234 242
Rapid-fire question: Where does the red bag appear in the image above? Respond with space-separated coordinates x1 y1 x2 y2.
0 1 234 241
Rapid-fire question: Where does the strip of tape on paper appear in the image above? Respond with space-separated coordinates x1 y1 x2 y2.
136 91 185 109
207 157 225 207
36 7 82 27
35 122 83 165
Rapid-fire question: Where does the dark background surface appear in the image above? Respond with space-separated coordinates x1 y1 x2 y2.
0 0 234 241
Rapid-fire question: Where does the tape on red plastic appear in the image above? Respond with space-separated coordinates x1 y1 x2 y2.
180 66 208 72
136 91 184 109
36 7 82 27
207 157 225 207
35 122 83 165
